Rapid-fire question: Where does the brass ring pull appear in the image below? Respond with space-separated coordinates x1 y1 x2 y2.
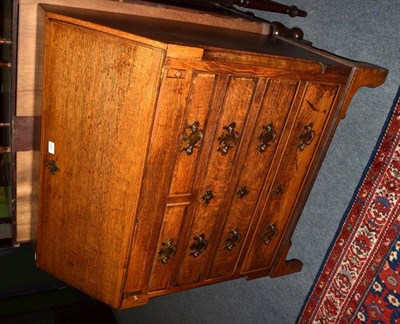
257 123 276 153
224 228 242 251
263 223 278 245
157 239 177 264
189 234 208 258
180 121 204 155
217 122 240 155
298 123 315 151
45 159 60 175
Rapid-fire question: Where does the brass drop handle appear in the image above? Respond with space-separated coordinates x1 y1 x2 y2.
201 190 215 205
157 239 177 264
217 122 240 155
298 123 315 151
263 223 278 245
236 186 250 199
224 228 242 251
180 121 204 155
257 123 276 153
189 233 208 258
45 159 60 175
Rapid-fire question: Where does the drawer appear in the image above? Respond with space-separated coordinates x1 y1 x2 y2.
208 79 299 278
175 76 258 286
241 82 340 274
147 72 217 292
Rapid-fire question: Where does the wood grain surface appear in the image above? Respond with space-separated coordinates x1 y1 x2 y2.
34 7 387 309
36 17 164 307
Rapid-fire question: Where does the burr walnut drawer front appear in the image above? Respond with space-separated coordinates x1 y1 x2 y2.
241 83 341 274
207 79 299 279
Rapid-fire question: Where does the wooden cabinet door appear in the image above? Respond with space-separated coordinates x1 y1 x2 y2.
241 82 341 274
37 19 164 308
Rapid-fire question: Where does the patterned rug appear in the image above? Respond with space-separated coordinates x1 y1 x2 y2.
354 235 400 323
298 88 400 323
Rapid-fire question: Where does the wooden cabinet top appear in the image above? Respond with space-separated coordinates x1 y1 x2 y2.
42 5 360 75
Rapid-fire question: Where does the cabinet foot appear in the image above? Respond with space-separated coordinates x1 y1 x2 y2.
121 296 150 309
270 241 303 278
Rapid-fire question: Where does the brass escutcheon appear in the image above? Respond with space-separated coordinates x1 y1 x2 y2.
157 239 177 264
298 123 315 151
190 233 208 258
180 121 204 155
45 159 60 175
271 185 285 197
201 190 215 205
217 122 240 155
257 123 277 153
236 186 250 199
263 223 278 245
224 228 242 251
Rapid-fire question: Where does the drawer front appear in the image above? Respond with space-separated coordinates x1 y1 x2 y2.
124 68 193 294
148 204 188 292
169 72 218 195
175 76 258 286
208 79 299 278
241 82 340 273
147 72 218 292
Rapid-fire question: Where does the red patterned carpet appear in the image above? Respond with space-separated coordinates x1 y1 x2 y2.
354 236 400 323
298 90 400 323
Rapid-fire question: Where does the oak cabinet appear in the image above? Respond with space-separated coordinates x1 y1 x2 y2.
36 6 387 309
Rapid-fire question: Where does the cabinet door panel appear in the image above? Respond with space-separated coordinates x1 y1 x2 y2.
241 83 340 273
208 79 299 278
175 76 258 286
37 20 164 307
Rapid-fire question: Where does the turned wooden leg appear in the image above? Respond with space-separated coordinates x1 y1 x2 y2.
270 241 303 278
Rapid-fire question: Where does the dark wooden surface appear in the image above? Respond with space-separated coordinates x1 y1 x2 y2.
36 9 388 309
41 5 346 68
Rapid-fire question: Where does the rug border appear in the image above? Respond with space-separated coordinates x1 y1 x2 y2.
351 230 400 321
297 85 400 323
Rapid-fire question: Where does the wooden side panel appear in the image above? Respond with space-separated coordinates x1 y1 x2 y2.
123 70 192 298
208 80 298 278
175 76 257 286
169 73 216 195
241 83 339 273
36 20 164 307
